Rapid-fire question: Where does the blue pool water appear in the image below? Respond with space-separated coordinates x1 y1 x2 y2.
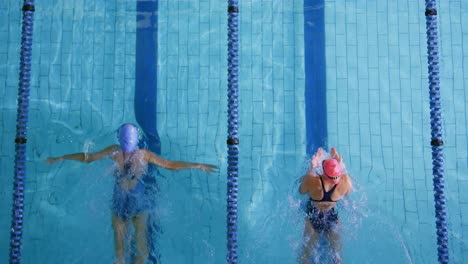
1 0 468 263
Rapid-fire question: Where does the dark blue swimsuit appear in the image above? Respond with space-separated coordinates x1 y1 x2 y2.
306 177 339 232
111 154 149 220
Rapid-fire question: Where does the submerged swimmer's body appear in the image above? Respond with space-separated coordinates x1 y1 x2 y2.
298 147 352 264
47 123 218 264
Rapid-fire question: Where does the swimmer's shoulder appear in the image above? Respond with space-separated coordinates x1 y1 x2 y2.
106 145 122 159
307 174 323 190
138 149 159 162
338 174 352 194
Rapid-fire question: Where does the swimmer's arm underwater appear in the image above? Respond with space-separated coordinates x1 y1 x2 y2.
47 145 119 164
299 147 324 194
299 175 310 194
143 150 218 173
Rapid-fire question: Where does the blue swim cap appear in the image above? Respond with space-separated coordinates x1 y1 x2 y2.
118 123 139 152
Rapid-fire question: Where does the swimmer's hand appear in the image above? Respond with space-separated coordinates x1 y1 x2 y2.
197 164 218 173
330 147 345 169
309 147 324 174
46 157 63 165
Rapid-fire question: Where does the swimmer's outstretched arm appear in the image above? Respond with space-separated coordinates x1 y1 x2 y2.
299 147 325 194
143 150 218 173
307 147 325 176
47 145 119 165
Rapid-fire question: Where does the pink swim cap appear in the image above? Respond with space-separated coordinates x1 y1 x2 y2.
323 159 342 177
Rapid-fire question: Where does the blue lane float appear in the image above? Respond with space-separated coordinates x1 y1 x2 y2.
423 1 449 263
9 1 36 263
226 1 240 263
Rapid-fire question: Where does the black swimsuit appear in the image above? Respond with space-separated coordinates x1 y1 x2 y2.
311 176 338 203
306 177 339 232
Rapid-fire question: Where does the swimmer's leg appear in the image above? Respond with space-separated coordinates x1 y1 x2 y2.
112 214 128 264
327 226 342 264
132 211 149 264
299 219 320 264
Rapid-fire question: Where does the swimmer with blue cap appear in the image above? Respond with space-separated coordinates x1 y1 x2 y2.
298 147 352 264
47 123 218 264
118 123 140 153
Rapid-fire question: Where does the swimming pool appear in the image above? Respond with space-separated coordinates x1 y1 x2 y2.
1 0 467 263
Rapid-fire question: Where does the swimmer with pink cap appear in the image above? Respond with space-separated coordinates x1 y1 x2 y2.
322 158 343 184
299 147 352 264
